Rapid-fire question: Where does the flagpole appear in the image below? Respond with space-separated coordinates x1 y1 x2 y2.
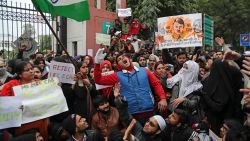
36 7 79 71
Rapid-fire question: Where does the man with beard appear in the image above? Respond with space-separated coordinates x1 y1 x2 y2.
138 56 146 67
94 48 167 125
162 50 187 75
91 95 124 138
161 109 199 141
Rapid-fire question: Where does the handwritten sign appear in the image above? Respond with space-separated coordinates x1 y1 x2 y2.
0 97 22 129
13 78 68 124
96 33 111 46
48 61 75 84
118 8 132 17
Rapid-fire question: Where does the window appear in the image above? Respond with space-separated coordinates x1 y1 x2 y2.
72 41 77 56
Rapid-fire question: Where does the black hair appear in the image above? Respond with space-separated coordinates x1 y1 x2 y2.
174 18 185 25
225 128 249 141
34 59 45 66
36 52 44 56
173 108 189 124
223 119 243 131
7 59 16 68
177 51 187 58
137 55 145 62
53 56 66 63
154 61 163 71
29 54 36 60
92 95 108 109
15 61 31 80
48 122 65 139
33 65 43 73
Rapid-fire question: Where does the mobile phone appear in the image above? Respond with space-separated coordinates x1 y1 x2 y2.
243 51 250 57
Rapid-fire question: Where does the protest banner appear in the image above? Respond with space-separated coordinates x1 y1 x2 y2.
157 13 203 49
0 97 22 129
48 61 75 84
13 77 68 124
118 8 132 17
96 33 111 46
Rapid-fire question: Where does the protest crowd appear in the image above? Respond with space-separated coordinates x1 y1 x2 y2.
1 7 250 141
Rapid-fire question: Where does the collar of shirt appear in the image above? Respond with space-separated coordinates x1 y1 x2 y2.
122 66 139 74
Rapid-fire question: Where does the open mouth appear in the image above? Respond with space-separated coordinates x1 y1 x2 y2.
123 60 128 64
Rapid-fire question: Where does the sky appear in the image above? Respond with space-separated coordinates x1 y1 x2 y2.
0 0 52 43
12 0 32 4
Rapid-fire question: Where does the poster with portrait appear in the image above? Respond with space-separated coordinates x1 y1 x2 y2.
157 13 203 49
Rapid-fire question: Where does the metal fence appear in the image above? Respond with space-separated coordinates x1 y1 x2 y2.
0 0 57 61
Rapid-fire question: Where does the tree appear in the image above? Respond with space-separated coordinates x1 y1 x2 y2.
39 35 52 51
138 0 163 29
200 0 250 50
22 23 35 36
106 0 116 12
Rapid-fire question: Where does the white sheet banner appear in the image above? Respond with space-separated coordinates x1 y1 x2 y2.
0 97 22 129
118 8 132 17
13 78 68 124
48 61 75 84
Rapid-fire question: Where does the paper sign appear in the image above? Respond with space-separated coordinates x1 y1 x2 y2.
96 33 111 46
13 78 68 124
48 61 75 84
0 97 22 129
157 13 203 49
118 8 132 17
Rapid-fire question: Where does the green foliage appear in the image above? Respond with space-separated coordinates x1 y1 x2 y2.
106 0 116 12
201 0 250 50
39 35 52 51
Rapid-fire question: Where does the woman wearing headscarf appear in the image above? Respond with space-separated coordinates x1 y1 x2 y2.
99 60 116 107
200 60 244 134
167 60 203 124
73 62 98 125
153 62 172 118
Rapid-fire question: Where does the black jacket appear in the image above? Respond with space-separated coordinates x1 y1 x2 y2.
161 124 198 141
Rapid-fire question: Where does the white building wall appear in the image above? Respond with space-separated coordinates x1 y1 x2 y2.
67 19 87 56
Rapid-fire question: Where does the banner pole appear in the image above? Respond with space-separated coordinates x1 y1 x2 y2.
36 8 79 71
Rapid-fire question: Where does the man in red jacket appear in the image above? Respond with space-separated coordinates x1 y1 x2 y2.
129 18 144 37
94 48 167 125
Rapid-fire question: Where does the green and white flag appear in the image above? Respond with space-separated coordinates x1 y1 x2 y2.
32 0 90 22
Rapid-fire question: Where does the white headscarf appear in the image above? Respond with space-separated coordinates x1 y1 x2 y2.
167 60 202 97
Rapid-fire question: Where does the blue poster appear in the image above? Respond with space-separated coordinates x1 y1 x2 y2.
240 34 250 46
